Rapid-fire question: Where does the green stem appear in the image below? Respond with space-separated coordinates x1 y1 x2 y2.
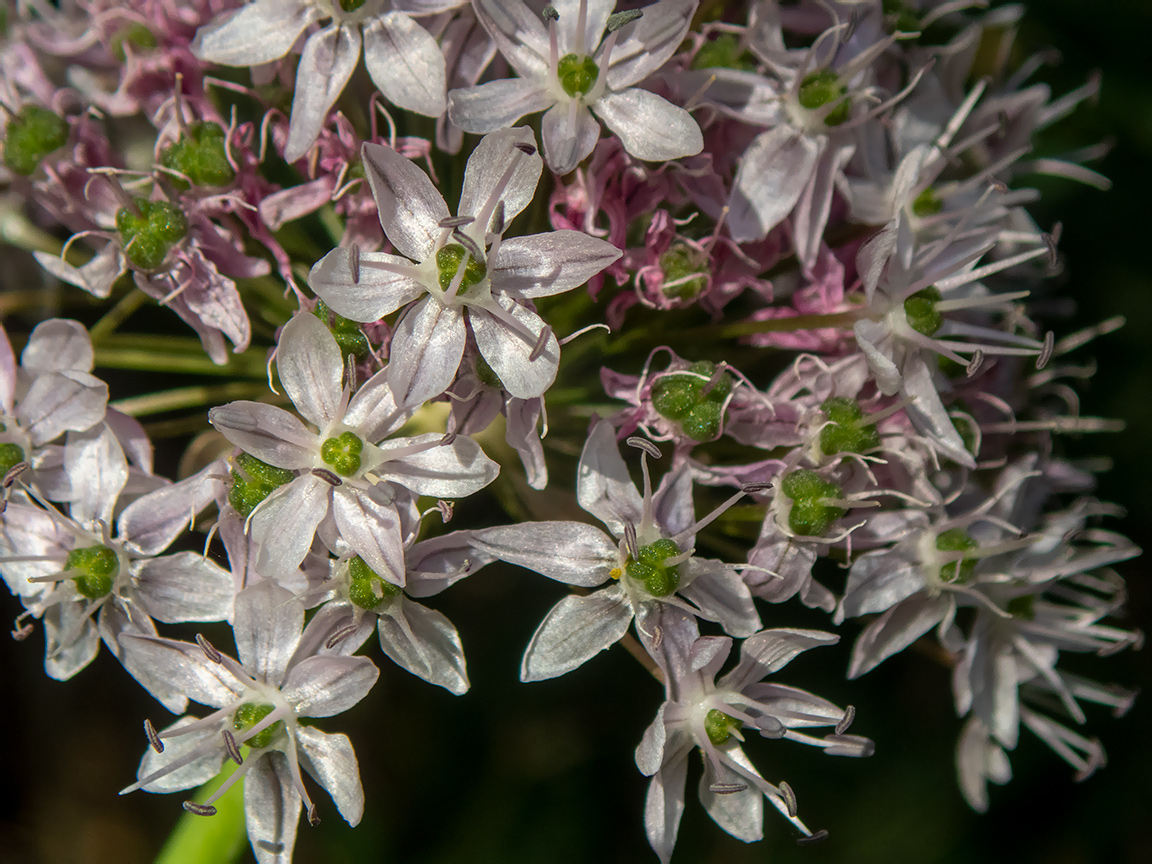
153 760 247 864
695 309 863 339
89 289 150 343
111 381 271 416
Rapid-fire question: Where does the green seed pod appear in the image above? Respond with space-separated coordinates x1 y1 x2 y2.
66 545 119 599
347 556 403 610
935 528 978 583
557 53 600 98
781 469 845 536
798 70 850 126
233 703 282 749
436 243 487 295
819 396 880 456
3 104 69 176
320 431 364 477
651 376 699 420
704 708 741 745
681 400 722 442
0 441 25 476
115 199 189 270
160 121 235 189
690 34 758 71
903 286 944 337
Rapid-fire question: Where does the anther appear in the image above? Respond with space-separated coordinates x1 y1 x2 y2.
307 803 321 827
514 142 537 156
311 467 343 486
490 201 506 236
144 719 165 753
625 436 662 459
182 801 217 817
741 482 773 494
778 781 798 817
836 705 855 735
438 215 475 228
541 5 559 22
11 621 34 641
257 841 285 853
1036 331 1055 370
1043 223 1062 268
439 429 458 446
966 349 984 378
437 500 454 522
451 229 485 263
348 243 360 284
529 326 552 362
709 783 749 794
606 9 642 31
326 622 361 650
797 829 829 845
3 461 29 487
196 633 223 663
222 729 244 765
623 523 639 560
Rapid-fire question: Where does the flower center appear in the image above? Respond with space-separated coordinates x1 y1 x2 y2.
0 441 26 476
347 556 403 610
903 286 943 336
935 528 977 583
109 21 157 62
798 70 850 126
659 246 709 300
228 452 296 517
320 431 363 477
557 53 599 99
3 104 69 176
232 702 282 749
819 397 879 457
339 0 367 9
650 361 733 442
691 34 757 71
704 708 742 745
436 243 487 296
160 121 234 189
781 470 845 536
314 299 370 360
66 544 119 599
115 198 188 270
625 537 683 597
911 186 944 217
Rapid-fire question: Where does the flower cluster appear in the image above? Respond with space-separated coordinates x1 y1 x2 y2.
0 1 1138 862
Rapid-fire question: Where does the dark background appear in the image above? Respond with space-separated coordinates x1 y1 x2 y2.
2 2 1150 862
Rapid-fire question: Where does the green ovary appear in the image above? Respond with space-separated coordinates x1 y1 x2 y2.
233 703 282 749
0 442 25 476
935 528 977 583
819 396 880 456
3 104 69 176
66 545 119 599
436 243 487 295
626 538 683 597
903 286 943 336
798 70 850 126
115 198 189 270
557 53 600 98
781 470 845 536
347 556 403 610
691 34 757 71
228 452 295 517
650 361 733 441
911 186 943 217
320 431 363 477
160 121 235 189
659 246 709 300
704 708 742 745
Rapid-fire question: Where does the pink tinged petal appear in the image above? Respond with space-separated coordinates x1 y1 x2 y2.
592 88 703 163
472 0 549 79
0 323 15 414
448 78 553 134
645 748 690 864
281 655 380 717
118 462 222 556
104 409 153 473
33 244 125 299
277 313 344 430
376 432 498 497
728 127 824 244
209 401 316 469
22 318 94 374
284 25 363 164
343 367 402 441
233 582 305 687
576 418 643 536
405 530 497 597
19 371 107 445
362 12 447 117
553 0 613 56
192 0 319 66
651 461 695 542
296 726 365 826
679 559 761 638
332 488 406 586
792 142 854 270
839 559 923 620
245 755 302 864
853 319 901 394
491 231 622 298
361 142 449 262
136 718 227 793
720 628 839 692
458 126 543 231
387 297 466 407
470 301 559 399
43 600 100 681
635 704 667 776
308 247 424 323
605 0 696 91
848 593 949 678
134 553 234 624
699 758 764 843
260 176 338 229
505 397 547 490
471 521 617 586
378 599 469 694
521 583 633 681
902 354 975 468
118 634 245 709
541 101 600 175
250 478 330 595
66 424 127 529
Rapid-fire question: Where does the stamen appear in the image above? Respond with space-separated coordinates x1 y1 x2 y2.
196 633 223 664
623 522 639 560
605 10 642 32
347 243 360 284
797 829 829 845
451 229 485 263
182 801 217 817
437 500 454 523
307 803 321 827
529 325 553 362
145 719 164 753
626 437 662 459
709 783 749 794
1043 223 1063 269
438 215 475 228
966 349 984 377
326 622 361 650
1036 331 1055 370
490 201 506 237
575 0 588 56
778 781 798 817
3 461 29 487
311 467 343 486
439 429 458 446
222 729 244 765
835 705 855 735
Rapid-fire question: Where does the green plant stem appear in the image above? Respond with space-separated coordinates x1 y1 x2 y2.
153 760 246 864
111 381 271 416
89 289 150 343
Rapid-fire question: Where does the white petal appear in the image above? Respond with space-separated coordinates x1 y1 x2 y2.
644 748 690 864
728 127 824 243
553 0 613 57
471 521 617 586
362 12 446 117
277 313 344 431
117 461 223 556
605 0 695 91
209 401 316 469
297 726 365 825
18 371 107 445
378 599 469 694
332 487 406 586
448 78 553 134
22 318 93 374
233 581 304 686
720 628 839 692
361 141 449 261
458 126 543 233
576 417 643 536
491 231 622 298
541 101 600 175
281 655 379 717
192 0 318 66
521 584 633 681
375 432 499 498
284 25 363 163
251 475 332 585
593 88 703 162
387 297 466 408
470 301 559 399
245 755 301 864
65 423 127 529
308 247 424 322
472 0 549 79
134 552 234 623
